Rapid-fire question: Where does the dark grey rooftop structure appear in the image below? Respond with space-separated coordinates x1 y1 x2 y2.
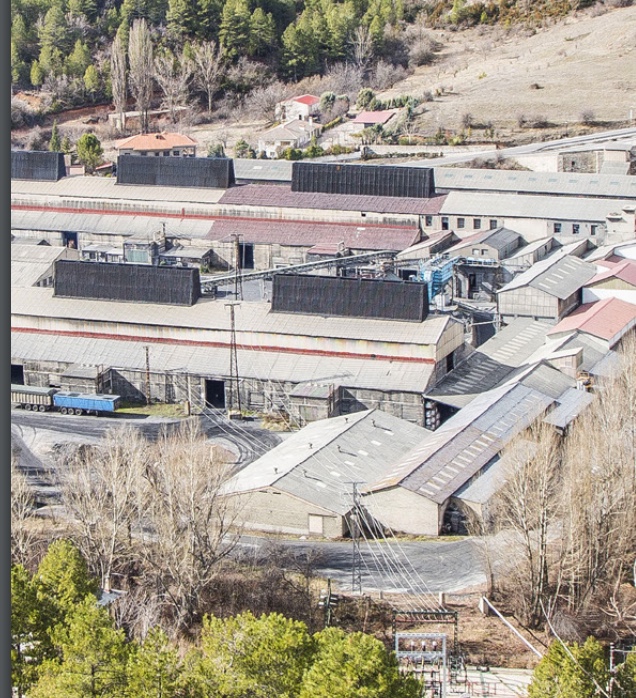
117 154 235 189
292 162 435 199
271 274 429 323
12 150 66 182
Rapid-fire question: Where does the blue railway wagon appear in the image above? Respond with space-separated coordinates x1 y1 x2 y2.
11 384 57 411
52 392 121 416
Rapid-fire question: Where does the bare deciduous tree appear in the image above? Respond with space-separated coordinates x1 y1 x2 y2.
128 18 153 133
154 50 193 123
56 426 148 592
243 81 290 122
137 421 240 633
492 425 562 628
110 32 127 132
349 25 374 74
191 40 225 114
11 450 42 569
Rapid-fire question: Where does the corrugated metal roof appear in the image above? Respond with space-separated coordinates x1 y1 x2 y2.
233 159 293 182
543 387 594 430
588 259 636 287
454 440 537 505
447 227 522 255
426 319 552 407
208 218 419 251
431 167 636 199
547 297 636 344
11 244 73 287
225 409 429 516
218 184 447 215
12 285 454 345
11 209 214 239
369 383 553 503
502 362 576 399
11 331 437 393
498 249 596 299
440 190 634 221
11 176 226 204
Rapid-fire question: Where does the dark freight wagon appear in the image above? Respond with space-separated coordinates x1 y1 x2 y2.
11 384 121 416
11 384 58 411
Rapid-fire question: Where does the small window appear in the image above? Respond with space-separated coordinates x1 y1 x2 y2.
489 219 497 230
425 215 433 227
140 151 147 156
474 218 482 229
553 223 562 234
472 248 480 256
572 224 580 235
154 152 160 156
457 217 465 229
163 150 170 156
591 225 598 236
441 217 449 230
173 150 179 156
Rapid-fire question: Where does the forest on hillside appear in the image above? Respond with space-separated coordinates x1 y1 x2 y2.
11 0 623 121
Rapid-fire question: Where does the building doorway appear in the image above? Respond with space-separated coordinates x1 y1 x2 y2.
11 364 25 385
205 379 226 408
62 231 78 248
238 243 254 269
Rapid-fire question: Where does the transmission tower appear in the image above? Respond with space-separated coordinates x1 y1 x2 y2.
348 482 363 594
225 302 241 414
232 233 244 300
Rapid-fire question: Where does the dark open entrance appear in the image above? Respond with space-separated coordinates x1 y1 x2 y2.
11 364 25 385
205 379 226 408
62 231 78 248
238 243 254 270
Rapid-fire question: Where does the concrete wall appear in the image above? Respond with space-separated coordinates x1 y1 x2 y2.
498 286 561 322
364 486 443 536
233 489 345 538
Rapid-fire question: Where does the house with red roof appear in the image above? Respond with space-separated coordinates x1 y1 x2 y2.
115 132 197 157
547 297 636 348
351 110 399 128
582 258 636 306
275 94 321 122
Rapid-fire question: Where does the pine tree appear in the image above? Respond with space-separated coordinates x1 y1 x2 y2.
30 59 44 87
248 8 276 58
29 598 129 698
219 0 251 59
66 39 91 78
49 120 61 151
84 65 100 100
125 628 183 698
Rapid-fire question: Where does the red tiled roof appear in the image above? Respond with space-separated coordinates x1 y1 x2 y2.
207 218 420 251
115 132 197 151
548 297 636 344
218 184 447 216
352 110 397 125
292 94 320 106
588 259 636 287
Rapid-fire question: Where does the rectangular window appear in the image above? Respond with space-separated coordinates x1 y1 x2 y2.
163 151 170 156
441 217 449 230
591 225 598 236
472 249 480 256
572 224 580 235
474 218 482 229
553 223 562 234
457 217 465 229
425 215 433 227
172 150 179 156
489 219 497 229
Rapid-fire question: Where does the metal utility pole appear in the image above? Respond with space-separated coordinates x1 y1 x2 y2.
232 233 243 300
347 482 363 594
225 302 241 414
144 345 151 405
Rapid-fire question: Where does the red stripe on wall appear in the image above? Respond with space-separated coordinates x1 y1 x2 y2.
11 326 435 364
11 204 416 231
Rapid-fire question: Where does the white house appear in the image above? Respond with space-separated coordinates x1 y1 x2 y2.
275 94 320 122
257 119 322 159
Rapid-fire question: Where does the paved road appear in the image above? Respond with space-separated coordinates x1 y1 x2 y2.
238 534 486 596
11 408 484 595
408 126 636 167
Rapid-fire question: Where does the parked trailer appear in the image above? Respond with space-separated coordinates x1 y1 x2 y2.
11 384 57 412
52 392 121 416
